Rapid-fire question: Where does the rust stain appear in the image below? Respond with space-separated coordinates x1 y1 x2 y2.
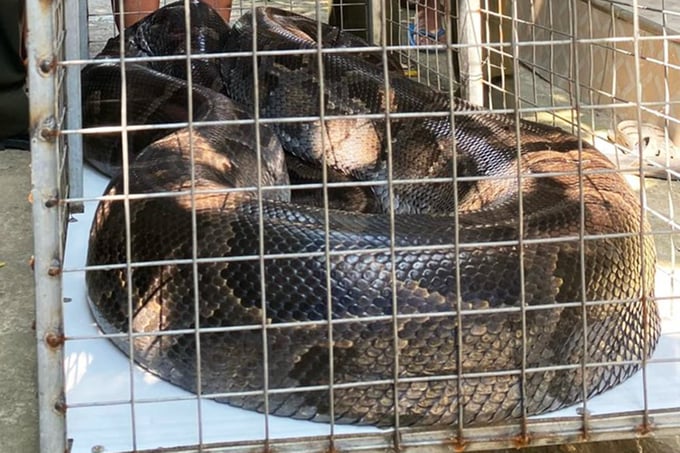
28 256 35 270
636 421 654 436
38 0 54 12
451 435 467 452
39 124 59 141
512 432 531 449
47 265 61 277
47 258 62 276
30 110 47 131
29 114 58 142
27 191 33 204
45 331 65 348
54 397 67 415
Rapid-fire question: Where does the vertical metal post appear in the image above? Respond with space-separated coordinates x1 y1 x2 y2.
26 0 67 451
368 0 399 47
368 0 379 45
458 0 484 105
64 0 87 209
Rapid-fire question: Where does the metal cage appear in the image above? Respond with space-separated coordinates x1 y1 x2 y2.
27 0 680 451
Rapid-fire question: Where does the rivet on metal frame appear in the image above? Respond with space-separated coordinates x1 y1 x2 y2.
53 393 67 415
38 115 58 142
45 331 65 348
47 258 61 276
44 196 59 208
38 55 56 76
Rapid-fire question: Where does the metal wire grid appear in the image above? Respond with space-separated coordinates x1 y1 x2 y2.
386 1 461 91
25 0 680 451
497 0 680 328
397 1 680 155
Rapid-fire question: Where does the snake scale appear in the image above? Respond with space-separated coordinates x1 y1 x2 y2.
82 2 661 426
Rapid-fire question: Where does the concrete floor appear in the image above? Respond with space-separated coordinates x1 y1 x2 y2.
0 149 38 452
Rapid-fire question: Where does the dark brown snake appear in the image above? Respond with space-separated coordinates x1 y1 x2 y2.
82 2 661 426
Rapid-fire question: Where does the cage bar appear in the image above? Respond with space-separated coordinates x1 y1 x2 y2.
26 0 68 451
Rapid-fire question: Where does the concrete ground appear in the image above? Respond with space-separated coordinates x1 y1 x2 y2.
0 148 38 452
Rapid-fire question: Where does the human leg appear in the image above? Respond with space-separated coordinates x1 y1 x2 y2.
201 0 232 23
111 0 160 29
112 0 232 29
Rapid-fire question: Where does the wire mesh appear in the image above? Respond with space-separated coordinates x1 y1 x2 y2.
28 0 680 452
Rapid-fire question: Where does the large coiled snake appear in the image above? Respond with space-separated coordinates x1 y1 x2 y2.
82 2 661 426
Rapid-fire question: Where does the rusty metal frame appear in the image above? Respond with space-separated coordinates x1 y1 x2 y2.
26 0 68 450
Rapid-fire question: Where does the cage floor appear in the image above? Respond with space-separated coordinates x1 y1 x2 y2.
63 165 680 453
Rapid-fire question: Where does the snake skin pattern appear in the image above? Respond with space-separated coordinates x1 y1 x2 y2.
82 2 661 426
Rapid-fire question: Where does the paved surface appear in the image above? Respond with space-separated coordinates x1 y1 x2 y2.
617 0 680 32
0 149 38 452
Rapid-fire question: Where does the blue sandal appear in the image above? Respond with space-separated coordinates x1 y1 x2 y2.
408 21 446 51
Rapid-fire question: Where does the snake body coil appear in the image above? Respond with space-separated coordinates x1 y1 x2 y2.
83 2 660 426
